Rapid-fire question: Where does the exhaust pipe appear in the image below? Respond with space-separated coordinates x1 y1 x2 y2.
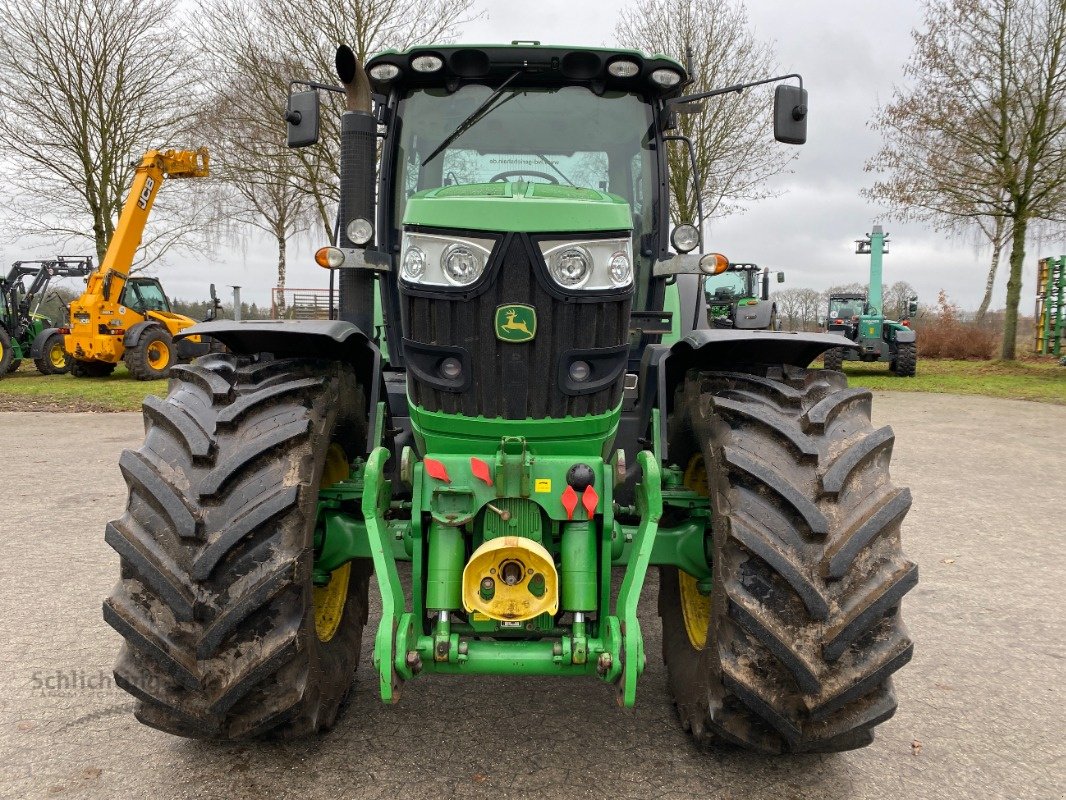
334 45 376 334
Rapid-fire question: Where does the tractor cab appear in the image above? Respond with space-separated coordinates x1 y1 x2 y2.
826 291 867 340
700 262 783 329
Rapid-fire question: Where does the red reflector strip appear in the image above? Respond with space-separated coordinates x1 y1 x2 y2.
561 485 578 521
469 457 492 486
581 485 598 517
423 458 450 483
57 328 70 335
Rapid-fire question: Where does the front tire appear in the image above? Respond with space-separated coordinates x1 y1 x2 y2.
0 329 12 375
33 331 70 375
892 343 917 377
104 354 371 739
125 327 174 380
660 365 915 753
822 347 844 371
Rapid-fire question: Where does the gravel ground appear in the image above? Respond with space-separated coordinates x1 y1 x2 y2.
0 392 1063 800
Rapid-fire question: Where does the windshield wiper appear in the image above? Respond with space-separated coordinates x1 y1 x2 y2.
532 152 576 187
421 70 524 167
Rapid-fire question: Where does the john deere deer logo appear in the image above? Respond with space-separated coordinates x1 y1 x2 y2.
495 304 537 342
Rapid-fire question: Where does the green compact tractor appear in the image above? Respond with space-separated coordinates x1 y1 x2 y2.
822 226 918 375
104 43 915 753
0 256 94 376
700 262 784 330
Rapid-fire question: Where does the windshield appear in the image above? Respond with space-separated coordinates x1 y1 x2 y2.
704 270 754 299
123 280 170 313
393 84 658 297
829 297 863 318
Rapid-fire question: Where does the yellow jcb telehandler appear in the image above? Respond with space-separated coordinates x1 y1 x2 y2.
63 148 216 380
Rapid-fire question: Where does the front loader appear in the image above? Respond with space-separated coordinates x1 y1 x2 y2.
64 149 214 380
0 256 93 375
104 44 915 753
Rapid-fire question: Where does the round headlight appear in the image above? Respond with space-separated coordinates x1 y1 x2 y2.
402 246 426 279
411 54 443 73
442 244 483 285
671 224 700 253
345 218 373 246
650 68 682 88
369 63 401 82
569 360 591 383
608 251 632 286
550 247 592 288
607 59 640 78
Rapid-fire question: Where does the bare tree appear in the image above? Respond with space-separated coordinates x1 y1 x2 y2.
771 287 804 330
197 0 476 268
864 0 1066 359
615 0 795 230
0 0 213 267
886 280 919 319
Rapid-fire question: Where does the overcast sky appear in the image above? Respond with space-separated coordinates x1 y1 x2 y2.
9 0 1066 310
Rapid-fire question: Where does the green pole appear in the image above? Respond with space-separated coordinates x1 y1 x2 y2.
868 224 885 315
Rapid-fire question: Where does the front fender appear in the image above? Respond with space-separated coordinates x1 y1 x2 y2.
176 320 384 452
123 320 164 348
639 329 846 461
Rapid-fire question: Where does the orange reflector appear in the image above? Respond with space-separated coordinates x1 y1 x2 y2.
698 252 730 275
315 247 344 268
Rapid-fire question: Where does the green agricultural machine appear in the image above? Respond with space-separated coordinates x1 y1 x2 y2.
104 43 915 753
0 256 94 376
822 226 918 376
1034 255 1064 359
700 261 784 330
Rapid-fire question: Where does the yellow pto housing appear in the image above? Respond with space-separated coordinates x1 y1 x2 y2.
462 536 559 622
64 149 210 379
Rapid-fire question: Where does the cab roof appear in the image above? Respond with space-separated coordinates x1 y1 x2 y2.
365 43 688 97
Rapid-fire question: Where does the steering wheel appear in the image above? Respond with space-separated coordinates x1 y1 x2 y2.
489 169 558 184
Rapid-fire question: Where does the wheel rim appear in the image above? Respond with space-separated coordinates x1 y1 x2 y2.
49 343 66 369
146 340 170 367
313 444 351 642
679 454 712 650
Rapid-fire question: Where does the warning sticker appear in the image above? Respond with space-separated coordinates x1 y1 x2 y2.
534 478 552 493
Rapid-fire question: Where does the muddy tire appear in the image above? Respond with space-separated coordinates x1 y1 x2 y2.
659 365 916 753
104 354 371 739
33 331 70 375
892 343 917 377
125 326 174 380
822 347 844 371
0 329 12 375
70 359 117 378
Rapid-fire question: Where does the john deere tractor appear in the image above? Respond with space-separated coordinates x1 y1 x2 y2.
0 256 94 375
104 43 915 753
700 262 784 330
822 226 918 375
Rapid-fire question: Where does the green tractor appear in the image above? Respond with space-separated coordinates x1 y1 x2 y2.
104 43 915 753
700 261 784 330
822 226 918 375
0 256 94 376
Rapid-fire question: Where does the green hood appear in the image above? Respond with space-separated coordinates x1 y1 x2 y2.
403 182 631 233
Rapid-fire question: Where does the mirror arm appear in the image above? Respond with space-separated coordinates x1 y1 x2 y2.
663 134 705 250
670 73 803 107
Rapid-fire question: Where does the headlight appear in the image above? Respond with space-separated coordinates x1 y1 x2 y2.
400 232 494 288
650 68 682 88
671 224 699 253
538 237 634 291
608 251 632 286
442 244 483 286
402 246 426 279
346 217 373 245
550 247 592 288
369 63 400 82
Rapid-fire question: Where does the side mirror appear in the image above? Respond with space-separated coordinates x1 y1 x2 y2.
776 271 785 283
773 84 808 145
286 90 320 148
209 283 217 302
908 298 919 316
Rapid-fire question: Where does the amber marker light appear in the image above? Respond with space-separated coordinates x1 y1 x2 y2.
698 253 730 275
315 247 345 268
